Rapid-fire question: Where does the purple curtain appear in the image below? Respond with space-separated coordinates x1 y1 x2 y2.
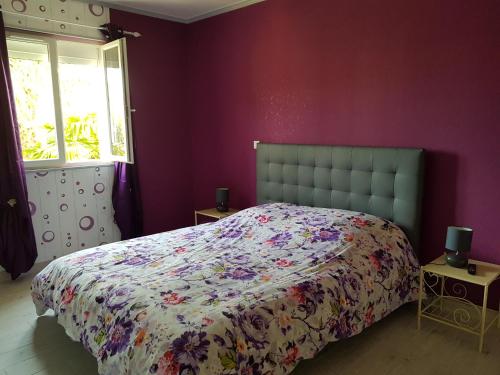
112 162 143 240
105 26 143 241
0 14 37 279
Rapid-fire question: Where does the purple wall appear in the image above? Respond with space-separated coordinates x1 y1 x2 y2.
113 0 500 305
186 0 500 269
110 10 193 235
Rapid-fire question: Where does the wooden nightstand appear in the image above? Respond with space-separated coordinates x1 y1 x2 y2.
417 255 500 352
194 208 240 225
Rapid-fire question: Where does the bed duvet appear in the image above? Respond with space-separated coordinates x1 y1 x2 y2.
32 203 420 375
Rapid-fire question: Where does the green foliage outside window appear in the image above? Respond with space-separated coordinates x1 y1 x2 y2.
111 116 126 157
11 58 101 162
19 114 101 162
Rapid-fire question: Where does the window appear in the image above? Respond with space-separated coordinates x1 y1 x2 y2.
7 32 134 168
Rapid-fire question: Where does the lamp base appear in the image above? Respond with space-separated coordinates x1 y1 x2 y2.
216 202 228 212
445 252 469 268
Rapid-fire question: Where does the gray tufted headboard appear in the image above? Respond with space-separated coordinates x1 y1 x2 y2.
256 143 425 254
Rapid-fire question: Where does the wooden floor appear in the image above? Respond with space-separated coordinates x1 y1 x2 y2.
1 264 500 375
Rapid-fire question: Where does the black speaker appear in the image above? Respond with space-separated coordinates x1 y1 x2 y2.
467 263 477 275
216 188 229 212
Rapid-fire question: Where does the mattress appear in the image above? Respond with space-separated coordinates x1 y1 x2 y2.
31 203 420 375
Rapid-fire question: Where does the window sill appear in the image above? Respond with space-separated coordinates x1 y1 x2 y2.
24 161 115 172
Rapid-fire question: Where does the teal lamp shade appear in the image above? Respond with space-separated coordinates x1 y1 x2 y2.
445 226 473 268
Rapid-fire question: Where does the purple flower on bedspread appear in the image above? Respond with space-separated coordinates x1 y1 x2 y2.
219 228 243 239
112 287 131 298
223 267 257 281
328 312 354 340
105 287 134 313
183 230 204 240
105 316 133 356
80 330 91 352
226 254 250 265
266 232 292 247
172 331 210 368
396 273 415 300
224 289 242 299
115 254 151 266
168 264 203 277
235 311 270 349
303 216 328 227
337 273 362 306
312 228 340 242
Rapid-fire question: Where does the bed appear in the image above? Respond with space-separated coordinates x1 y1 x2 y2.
32 144 424 375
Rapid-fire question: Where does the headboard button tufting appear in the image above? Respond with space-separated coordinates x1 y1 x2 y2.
257 144 424 254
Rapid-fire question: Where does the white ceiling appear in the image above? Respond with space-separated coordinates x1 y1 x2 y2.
97 0 265 23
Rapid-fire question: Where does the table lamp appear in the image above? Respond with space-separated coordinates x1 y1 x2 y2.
445 226 473 268
216 188 229 212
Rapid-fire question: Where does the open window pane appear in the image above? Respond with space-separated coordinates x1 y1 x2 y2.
7 39 59 161
57 41 108 162
7 32 134 168
102 39 133 162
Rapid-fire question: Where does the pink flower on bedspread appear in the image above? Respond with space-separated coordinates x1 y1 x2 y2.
351 217 371 227
61 286 76 304
162 292 186 305
282 344 300 366
202 317 214 326
155 351 180 375
276 258 294 267
257 215 271 223
364 305 375 326
287 286 306 304
369 254 382 271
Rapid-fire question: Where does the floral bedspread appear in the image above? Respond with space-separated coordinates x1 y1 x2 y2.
32 203 420 375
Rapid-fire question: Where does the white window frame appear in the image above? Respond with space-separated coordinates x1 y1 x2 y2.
102 38 134 164
6 31 134 170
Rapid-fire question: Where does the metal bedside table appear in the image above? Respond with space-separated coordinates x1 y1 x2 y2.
417 255 500 352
